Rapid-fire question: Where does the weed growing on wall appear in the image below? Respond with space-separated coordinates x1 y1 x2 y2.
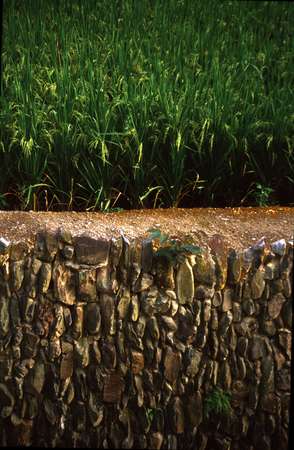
148 227 202 265
203 387 232 420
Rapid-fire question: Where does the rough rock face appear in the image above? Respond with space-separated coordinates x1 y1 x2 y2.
0 229 292 449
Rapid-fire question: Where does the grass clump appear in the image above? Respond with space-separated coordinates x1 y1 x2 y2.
203 387 232 420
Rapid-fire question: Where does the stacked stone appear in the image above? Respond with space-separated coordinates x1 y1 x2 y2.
0 230 292 449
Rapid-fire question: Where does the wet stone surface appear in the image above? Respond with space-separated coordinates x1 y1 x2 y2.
0 228 292 449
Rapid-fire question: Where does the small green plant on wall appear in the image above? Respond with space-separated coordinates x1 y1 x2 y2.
252 183 274 206
146 407 156 427
147 227 202 265
203 387 232 420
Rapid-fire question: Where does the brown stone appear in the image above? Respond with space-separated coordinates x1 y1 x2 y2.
9 241 29 261
209 330 219 359
203 299 211 322
101 340 117 369
232 302 242 322
23 296 36 323
109 237 123 267
131 351 144 374
281 300 292 329
161 315 177 332
195 284 214 300
242 280 251 299
208 234 228 289
9 260 25 291
222 288 233 311
74 337 89 367
231 380 249 403
62 244 74 259
35 231 58 262
185 347 202 377
141 239 153 272
53 262 76 305
72 304 84 339
276 365 290 391
242 298 255 316
186 391 203 428
261 319 276 336
38 262 52 294
195 322 208 348
193 251 216 286
60 352 73 379
130 294 140 321
170 396 184 434
147 316 160 340
85 303 101 335
236 337 248 356
96 265 110 292
100 294 116 336
268 293 286 319
117 287 131 319
278 329 291 359
0 296 10 337
281 271 292 298
103 371 123 403
58 228 73 244
218 360 232 390
51 303 65 339
237 356 246 380
176 258 194 304
272 343 286 370
210 308 218 330
195 432 208 450
260 392 281 415
135 273 154 292
149 432 163 450
77 269 97 301
227 249 242 284
74 236 110 266
48 338 61 360
218 311 233 336
212 290 222 307
164 347 182 383
264 260 280 280
21 331 40 359
155 257 175 289
236 316 258 337
16 419 34 446
0 383 15 418
251 266 265 299
249 336 265 360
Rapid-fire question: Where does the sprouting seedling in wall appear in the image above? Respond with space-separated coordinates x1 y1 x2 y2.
147 227 202 265
146 407 156 427
203 387 232 420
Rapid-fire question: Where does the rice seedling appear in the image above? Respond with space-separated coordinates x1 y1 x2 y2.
1 0 293 210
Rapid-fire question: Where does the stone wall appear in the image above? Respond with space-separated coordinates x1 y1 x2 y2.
0 230 292 449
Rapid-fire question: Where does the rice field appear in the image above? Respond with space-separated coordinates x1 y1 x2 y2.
0 0 293 211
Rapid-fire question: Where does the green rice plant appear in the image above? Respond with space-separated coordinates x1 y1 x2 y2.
74 141 124 211
1 0 293 209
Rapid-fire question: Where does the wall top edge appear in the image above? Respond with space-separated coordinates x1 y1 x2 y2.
0 207 293 253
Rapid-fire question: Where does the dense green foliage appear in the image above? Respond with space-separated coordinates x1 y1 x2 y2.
1 0 293 210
